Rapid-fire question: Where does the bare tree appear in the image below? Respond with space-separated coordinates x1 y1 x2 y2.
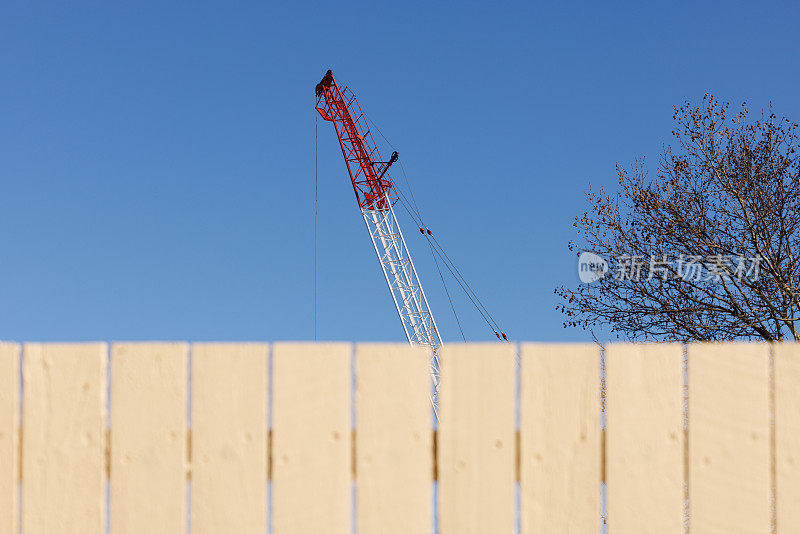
557 95 800 341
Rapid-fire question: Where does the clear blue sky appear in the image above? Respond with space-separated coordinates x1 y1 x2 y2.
1 2 798 343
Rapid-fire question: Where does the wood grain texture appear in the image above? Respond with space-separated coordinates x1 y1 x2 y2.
0 343 19 534
520 343 600 533
689 343 770 533
438 344 515 534
272 343 351 534
355 344 432 534
110 343 187 534
774 343 800 531
191 343 268 534
22 343 107 534
606 343 683 533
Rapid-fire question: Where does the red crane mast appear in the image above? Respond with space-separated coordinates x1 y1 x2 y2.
315 69 442 399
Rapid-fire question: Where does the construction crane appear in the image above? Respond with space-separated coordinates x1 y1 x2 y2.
314 69 443 394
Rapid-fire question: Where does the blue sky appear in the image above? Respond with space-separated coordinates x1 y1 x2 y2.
1 2 798 343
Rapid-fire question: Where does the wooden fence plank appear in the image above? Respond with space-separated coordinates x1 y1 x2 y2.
775 343 800 531
606 343 683 533
689 343 770 533
520 343 600 533
273 343 351 534
22 343 107 534
438 344 515 534
110 343 187 534
0 343 19 534
192 343 268 534
355 344 432 534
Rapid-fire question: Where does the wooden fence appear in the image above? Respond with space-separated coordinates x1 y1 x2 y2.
0 341 798 533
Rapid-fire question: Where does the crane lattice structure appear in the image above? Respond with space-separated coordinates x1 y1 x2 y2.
315 71 442 399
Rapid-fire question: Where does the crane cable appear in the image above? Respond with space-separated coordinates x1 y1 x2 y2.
393 177 521 366
428 239 466 342
363 112 514 347
396 181 505 336
393 165 505 338
393 152 466 342
395 197 495 334
393 188 516 354
396 182 466 341
314 114 318 341
391 150 506 337
360 114 469 342
392 177 521 366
